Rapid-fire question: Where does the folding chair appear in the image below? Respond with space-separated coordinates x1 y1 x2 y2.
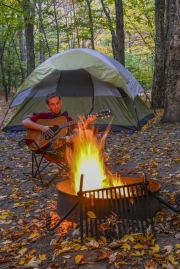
18 137 69 187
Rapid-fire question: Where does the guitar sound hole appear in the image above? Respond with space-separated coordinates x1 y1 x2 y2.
45 125 60 140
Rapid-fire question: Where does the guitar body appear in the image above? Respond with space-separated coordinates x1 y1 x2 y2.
27 116 68 150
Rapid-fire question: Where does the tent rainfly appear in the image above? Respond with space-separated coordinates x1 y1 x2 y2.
3 48 154 132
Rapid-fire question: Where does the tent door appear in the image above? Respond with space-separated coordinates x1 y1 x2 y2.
56 69 94 115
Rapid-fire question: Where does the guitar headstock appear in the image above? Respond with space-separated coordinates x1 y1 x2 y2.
87 109 112 119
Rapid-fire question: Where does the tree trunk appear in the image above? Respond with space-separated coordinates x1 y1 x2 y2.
151 0 165 109
162 0 180 122
53 0 60 53
22 0 35 76
72 0 80 48
164 0 176 63
38 2 49 62
100 0 117 58
18 28 27 80
86 0 94 50
0 43 6 89
115 0 125 65
7 45 11 93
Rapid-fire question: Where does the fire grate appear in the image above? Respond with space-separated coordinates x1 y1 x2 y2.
46 173 163 244
77 175 155 244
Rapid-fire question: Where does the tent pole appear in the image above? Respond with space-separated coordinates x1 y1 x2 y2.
0 97 15 131
133 101 141 130
144 91 156 116
85 75 95 116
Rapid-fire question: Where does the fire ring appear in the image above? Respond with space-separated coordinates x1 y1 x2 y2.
56 175 162 223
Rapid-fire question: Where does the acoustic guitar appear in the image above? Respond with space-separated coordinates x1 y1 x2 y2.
26 109 112 151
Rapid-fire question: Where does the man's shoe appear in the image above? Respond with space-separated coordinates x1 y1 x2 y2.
51 137 66 150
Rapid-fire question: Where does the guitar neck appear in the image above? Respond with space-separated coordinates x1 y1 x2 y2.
56 110 112 129
58 119 79 129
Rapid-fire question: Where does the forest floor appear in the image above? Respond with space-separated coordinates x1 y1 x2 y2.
0 92 180 269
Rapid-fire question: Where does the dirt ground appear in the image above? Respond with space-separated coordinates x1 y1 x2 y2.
0 93 180 269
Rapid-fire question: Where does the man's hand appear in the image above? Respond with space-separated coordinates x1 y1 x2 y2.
51 137 66 150
84 115 97 129
86 115 97 124
41 126 55 138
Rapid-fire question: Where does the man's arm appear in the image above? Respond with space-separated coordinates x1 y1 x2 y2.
64 116 97 143
22 118 55 137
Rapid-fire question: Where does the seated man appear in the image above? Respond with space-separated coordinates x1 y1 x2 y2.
21 92 96 162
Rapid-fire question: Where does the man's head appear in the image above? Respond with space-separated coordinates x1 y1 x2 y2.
45 92 62 115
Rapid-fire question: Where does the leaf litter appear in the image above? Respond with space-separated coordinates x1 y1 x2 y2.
0 95 180 268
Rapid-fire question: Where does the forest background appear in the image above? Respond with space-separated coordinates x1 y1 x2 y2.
0 0 180 122
0 0 154 91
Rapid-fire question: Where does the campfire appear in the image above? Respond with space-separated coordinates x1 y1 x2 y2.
47 121 179 243
63 122 121 194
46 120 179 243
55 122 161 224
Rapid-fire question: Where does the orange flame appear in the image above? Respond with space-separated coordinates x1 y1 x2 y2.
65 119 122 194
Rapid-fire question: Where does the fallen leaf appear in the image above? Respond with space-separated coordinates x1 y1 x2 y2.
39 253 47 260
28 231 41 239
122 234 135 242
121 243 131 251
71 228 80 237
75 254 87 264
63 255 71 258
95 250 109 261
109 252 117 264
149 244 160 253
115 261 128 267
133 243 144 249
87 211 97 219
24 257 41 268
146 258 158 266
18 247 28 255
74 244 81 250
56 247 70 255
86 239 99 249
163 245 173 254
168 254 178 265
108 241 122 249
130 250 144 256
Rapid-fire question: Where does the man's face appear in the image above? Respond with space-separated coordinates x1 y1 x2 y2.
46 96 62 115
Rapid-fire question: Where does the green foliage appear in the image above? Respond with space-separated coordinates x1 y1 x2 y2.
0 0 155 92
125 52 154 90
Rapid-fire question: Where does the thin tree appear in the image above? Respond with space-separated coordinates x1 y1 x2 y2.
115 0 125 65
18 0 35 75
151 0 165 109
100 0 117 59
18 27 27 80
86 0 95 49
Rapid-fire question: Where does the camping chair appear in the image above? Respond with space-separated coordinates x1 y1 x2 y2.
18 137 69 187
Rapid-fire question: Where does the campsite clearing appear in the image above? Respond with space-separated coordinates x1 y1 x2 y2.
0 93 180 268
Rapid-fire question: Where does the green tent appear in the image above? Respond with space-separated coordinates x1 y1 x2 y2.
3 48 154 132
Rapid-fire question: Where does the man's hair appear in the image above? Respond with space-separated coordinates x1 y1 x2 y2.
45 92 61 104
